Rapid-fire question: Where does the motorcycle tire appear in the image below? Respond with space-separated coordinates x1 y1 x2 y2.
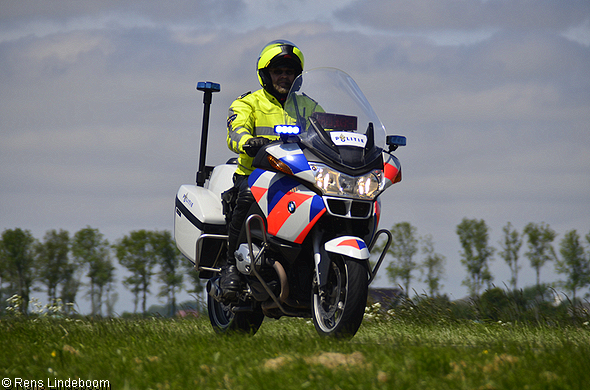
311 255 368 338
207 294 264 335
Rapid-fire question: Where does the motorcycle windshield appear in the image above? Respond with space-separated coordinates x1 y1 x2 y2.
283 68 386 170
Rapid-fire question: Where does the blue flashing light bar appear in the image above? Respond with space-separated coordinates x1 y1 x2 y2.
275 125 301 135
196 81 221 92
386 135 406 147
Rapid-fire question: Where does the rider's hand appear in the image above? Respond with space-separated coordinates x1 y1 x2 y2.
243 137 270 157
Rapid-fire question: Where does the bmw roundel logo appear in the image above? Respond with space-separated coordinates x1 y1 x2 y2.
288 201 296 214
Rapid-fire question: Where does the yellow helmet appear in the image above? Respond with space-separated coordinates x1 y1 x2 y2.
257 40 304 88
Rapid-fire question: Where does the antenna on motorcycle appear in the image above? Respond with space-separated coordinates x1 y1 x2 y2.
195 81 221 187
364 122 375 152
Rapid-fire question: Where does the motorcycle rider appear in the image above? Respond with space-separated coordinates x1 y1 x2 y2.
221 40 306 299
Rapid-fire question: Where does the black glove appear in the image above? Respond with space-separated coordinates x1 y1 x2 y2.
243 137 270 157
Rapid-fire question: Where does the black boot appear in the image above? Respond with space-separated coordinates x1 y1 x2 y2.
220 264 241 300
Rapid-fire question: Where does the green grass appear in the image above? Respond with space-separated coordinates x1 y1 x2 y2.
2 316 590 389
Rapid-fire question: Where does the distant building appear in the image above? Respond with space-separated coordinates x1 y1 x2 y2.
176 309 200 318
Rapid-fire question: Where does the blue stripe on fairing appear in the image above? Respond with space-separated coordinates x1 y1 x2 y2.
280 153 310 174
248 169 265 187
309 195 325 221
356 239 367 250
267 175 299 214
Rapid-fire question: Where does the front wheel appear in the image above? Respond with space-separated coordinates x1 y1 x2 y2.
207 293 264 335
312 256 368 338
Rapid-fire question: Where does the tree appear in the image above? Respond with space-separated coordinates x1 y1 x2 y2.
555 230 590 305
523 222 556 288
115 230 158 314
60 262 80 315
181 251 205 312
72 227 115 316
0 228 36 314
184 260 204 296
103 277 118 317
420 235 446 296
384 222 419 294
83 255 116 316
153 231 184 317
35 229 71 305
456 218 495 297
498 222 522 291
0 237 9 305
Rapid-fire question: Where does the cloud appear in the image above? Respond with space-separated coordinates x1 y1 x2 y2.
335 0 590 32
0 0 247 25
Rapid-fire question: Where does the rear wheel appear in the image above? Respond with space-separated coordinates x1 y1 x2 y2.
311 256 368 338
207 294 264 335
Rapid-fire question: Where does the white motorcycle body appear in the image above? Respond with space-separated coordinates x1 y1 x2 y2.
174 164 234 263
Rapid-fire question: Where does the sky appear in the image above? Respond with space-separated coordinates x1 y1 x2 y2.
2 0 590 313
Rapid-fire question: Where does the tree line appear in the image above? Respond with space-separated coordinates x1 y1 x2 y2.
2 219 589 317
380 219 590 305
0 227 202 316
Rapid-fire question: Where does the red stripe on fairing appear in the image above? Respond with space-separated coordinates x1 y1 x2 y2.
251 186 267 203
384 162 399 182
294 207 326 244
337 239 361 249
267 192 313 237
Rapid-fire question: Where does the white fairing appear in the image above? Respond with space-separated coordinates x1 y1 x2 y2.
324 236 370 260
174 164 235 262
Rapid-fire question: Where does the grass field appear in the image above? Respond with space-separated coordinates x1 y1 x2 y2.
2 314 590 390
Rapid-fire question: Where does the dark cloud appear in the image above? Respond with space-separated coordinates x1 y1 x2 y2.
0 0 247 27
335 0 590 31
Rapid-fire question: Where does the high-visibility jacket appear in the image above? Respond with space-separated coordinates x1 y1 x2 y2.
227 88 319 176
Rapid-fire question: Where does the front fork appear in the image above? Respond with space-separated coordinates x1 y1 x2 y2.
312 230 331 288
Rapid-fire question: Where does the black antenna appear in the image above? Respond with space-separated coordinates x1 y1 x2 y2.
195 81 221 187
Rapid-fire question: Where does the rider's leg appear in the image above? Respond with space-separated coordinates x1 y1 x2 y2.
221 174 254 297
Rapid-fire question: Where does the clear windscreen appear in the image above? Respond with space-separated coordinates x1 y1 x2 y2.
283 68 386 149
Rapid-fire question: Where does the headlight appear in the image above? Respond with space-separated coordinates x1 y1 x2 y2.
309 163 384 199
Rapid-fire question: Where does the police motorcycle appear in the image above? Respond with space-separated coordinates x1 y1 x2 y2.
174 67 405 338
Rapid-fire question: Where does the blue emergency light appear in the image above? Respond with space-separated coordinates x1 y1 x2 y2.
196 81 221 92
274 125 301 135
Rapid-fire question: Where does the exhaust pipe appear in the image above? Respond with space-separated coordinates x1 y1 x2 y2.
206 277 222 300
261 261 290 313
